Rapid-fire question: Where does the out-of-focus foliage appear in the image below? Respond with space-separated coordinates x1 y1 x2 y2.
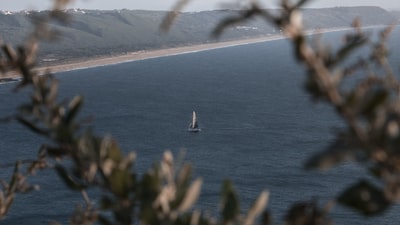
1 0 400 224
284 200 332 225
169 0 399 220
0 1 271 224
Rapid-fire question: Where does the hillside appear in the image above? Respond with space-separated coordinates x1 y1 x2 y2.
390 10 400 21
0 6 396 65
302 6 396 28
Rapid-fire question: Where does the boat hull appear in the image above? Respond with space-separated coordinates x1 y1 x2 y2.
188 127 201 132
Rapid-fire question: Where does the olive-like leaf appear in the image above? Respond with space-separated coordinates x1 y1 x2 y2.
178 178 203 212
100 137 122 163
244 190 270 225
16 116 49 136
55 165 85 190
98 215 113 225
100 196 114 210
46 79 58 104
284 200 330 225
177 164 192 188
65 95 83 124
4 195 14 215
220 180 240 222
108 169 133 197
159 0 189 32
2 44 17 61
17 104 34 115
337 179 390 216
305 134 360 170
328 33 368 68
360 88 388 118
8 162 22 193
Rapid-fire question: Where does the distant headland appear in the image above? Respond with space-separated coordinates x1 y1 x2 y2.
0 6 398 77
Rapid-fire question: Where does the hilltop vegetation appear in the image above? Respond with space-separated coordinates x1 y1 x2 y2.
0 6 397 65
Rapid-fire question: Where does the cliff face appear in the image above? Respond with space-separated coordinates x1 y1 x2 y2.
0 7 396 63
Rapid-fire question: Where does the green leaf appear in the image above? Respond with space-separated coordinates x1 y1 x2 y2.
177 164 192 188
328 33 368 68
304 75 324 100
55 165 85 190
284 200 330 225
4 194 14 215
45 146 67 158
221 180 240 222
101 137 123 163
244 190 269 225
17 104 34 115
337 180 390 216
108 169 134 197
16 116 49 136
65 95 83 124
178 178 203 212
139 170 161 203
261 210 272 225
360 88 388 118
138 170 162 224
46 79 59 104
172 164 193 208
9 161 22 192
2 44 17 61
305 134 360 170
98 215 113 225
100 196 114 210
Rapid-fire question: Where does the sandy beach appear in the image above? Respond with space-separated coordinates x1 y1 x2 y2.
37 34 287 75
36 26 359 75
1 26 359 80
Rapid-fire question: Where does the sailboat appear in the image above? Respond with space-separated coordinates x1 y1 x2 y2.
188 111 201 132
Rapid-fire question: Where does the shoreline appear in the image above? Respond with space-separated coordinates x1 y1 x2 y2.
47 25 386 75
1 25 377 80
37 26 349 75
38 34 287 75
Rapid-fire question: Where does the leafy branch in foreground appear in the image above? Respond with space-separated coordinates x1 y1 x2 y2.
1 0 399 224
0 0 72 218
1 1 271 224
192 0 399 217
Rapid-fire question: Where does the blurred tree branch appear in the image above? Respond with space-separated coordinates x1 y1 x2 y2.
166 0 400 219
1 0 400 224
1 0 270 224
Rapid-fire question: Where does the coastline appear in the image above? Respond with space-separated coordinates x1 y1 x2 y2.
37 26 350 75
1 26 361 80
43 25 378 75
37 34 287 75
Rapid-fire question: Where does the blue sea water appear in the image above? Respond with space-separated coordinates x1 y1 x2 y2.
1 27 400 224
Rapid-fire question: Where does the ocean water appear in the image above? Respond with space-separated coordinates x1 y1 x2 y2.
1 28 400 224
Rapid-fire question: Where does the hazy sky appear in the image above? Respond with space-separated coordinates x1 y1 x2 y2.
1 0 399 11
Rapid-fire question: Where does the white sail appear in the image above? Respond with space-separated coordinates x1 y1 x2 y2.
188 111 201 132
192 111 197 128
